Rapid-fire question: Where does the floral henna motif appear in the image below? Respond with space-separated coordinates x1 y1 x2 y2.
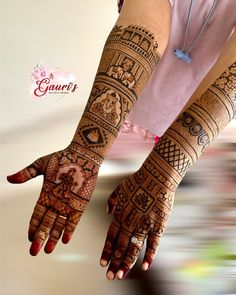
101 62 236 280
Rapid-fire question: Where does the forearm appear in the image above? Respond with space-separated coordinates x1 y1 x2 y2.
150 62 236 190
70 0 170 164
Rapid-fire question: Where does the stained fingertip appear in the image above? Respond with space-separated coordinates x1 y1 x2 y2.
6 175 12 182
44 241 56 254
106 271 115 281
62 232 72 244
7 173 24 184
100 259 108 267
29 241 43 256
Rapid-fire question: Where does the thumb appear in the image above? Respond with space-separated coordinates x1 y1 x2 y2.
107 190 119 214
7 157 46 184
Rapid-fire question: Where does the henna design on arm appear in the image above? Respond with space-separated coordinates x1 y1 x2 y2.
101 62 236 280
154 62 236 182
8 145 100 255
7 22 163 256
72 25 161 159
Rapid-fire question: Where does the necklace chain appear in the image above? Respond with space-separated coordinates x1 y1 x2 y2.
174 0 218 63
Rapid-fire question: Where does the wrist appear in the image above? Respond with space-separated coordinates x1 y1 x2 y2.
144 147 183 192
68 141 104 167
72 111 118 160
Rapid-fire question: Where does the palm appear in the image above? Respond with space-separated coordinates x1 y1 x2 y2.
7 146 99 255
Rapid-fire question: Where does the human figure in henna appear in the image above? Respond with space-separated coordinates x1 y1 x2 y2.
100 61 236 280
7 0 171 256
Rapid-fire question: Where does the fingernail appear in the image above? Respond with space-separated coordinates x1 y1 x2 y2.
100 252 111 263
62 232 71 244
106 271 115 280
100 259 108 267
116 270 124 280
119 267 130 279
30 241 42 256
142 262 149 271
44 241 55 254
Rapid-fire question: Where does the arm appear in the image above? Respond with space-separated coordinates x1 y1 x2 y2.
70 0 170 160
100 61 236 280
7 0 171 256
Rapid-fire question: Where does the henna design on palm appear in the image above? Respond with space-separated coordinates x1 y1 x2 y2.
7 144 100 255
7 24 161 258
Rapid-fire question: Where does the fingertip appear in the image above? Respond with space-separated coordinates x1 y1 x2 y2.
142 261 149 271
29 241 42 256
117 266 130 279
44 241 56 254
116 270 124 280
100 259 108 267
100 251 111 265
6 175 11 182
7 172 26 184
106 271 115 281
7 173 18 183
62 232 72 244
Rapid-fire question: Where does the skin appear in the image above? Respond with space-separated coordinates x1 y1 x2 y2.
7 0 171 256
6 0 235 281
101 61 236 280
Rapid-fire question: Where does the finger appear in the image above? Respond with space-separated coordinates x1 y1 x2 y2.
29 210 56 256
7 157 46 184
44 215 67 254
106 229 132 281
107 191 119 214
62 211 82 244
28 203 46 242
116 234 145 280
100 219 120 268
141 234 160 271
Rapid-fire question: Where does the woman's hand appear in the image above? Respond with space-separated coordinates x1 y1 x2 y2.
7 145 100 256
100 158 175 280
